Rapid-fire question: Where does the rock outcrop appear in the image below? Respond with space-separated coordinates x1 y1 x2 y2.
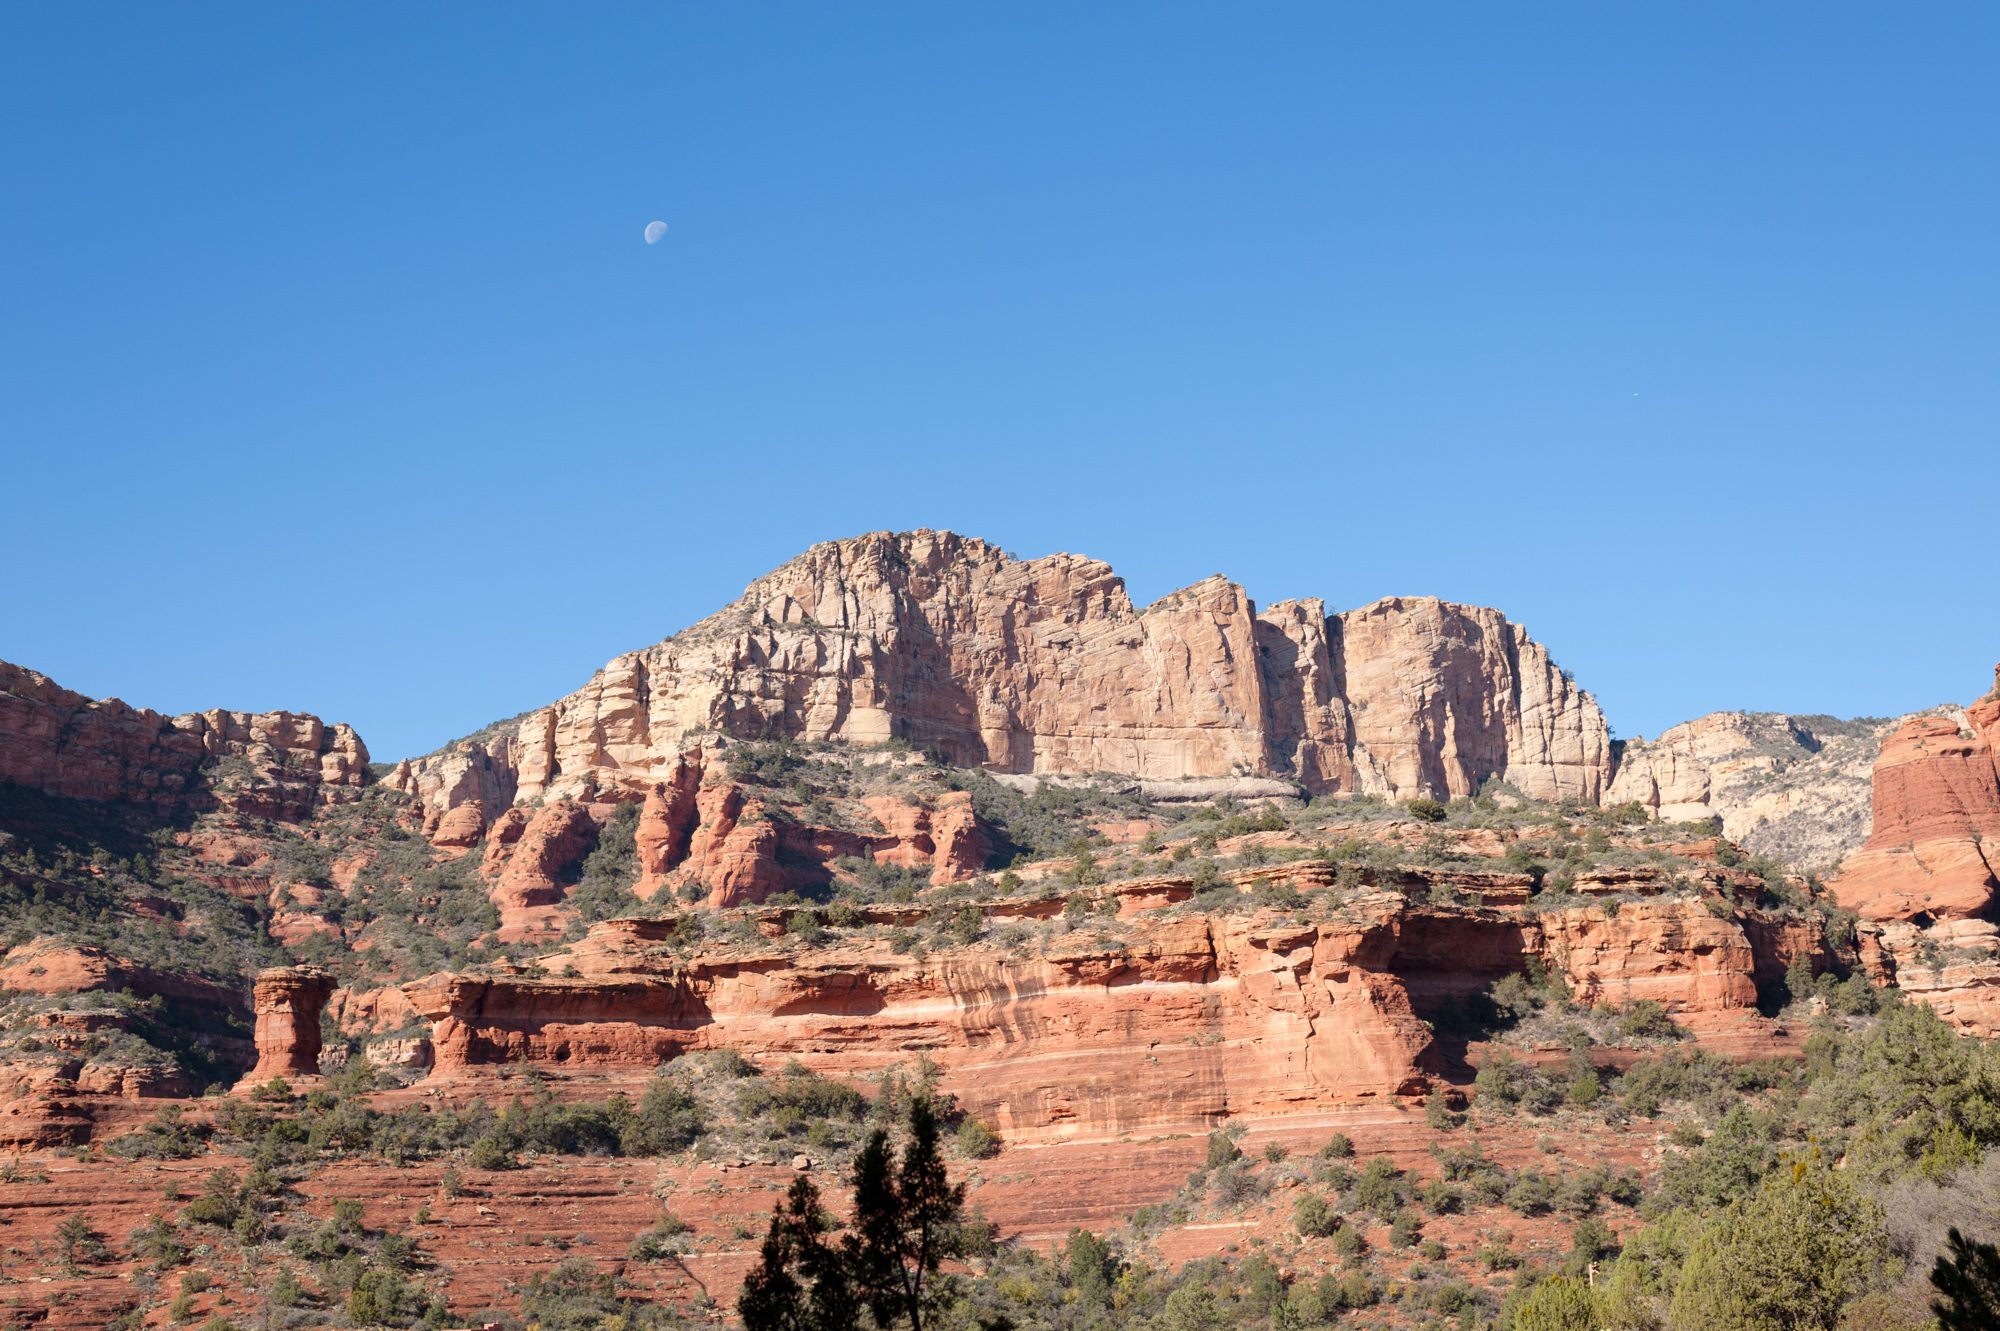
0 661 369 819
403 867 1814 1138
241 966 337 1085
1831 673 2000 925
1608 711 1897 868
1830 666 2000 1034
406 906 1438 1140
391 531 1612 827
485 801 608 941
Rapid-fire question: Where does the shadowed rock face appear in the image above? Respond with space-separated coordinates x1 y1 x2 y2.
0 661 369 819
388 530 1612 833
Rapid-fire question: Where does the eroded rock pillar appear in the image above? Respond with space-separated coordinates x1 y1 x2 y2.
239 965 336 1087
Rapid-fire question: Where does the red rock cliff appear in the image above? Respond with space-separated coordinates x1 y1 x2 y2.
0 661 369 818
405 905 1439 1140
402 871 1811 1135
1831 666 2000 924
1830 666 2000 1035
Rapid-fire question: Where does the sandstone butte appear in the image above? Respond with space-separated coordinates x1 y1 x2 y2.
380 530 1615 828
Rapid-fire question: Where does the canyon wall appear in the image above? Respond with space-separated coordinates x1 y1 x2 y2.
406 906 1436 1141
388 530 1612 836
0 661 369 819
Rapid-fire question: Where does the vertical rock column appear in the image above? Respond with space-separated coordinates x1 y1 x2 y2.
240 965 337 1086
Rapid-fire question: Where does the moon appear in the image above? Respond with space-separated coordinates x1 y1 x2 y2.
643 220 668 245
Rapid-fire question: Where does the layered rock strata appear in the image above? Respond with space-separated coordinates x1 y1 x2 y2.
241 966 337 1085
1827 667 2000 1033
407 907 1439 1141
404 871 1815 1139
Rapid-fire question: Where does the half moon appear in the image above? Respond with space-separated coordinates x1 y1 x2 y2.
643 220 668 245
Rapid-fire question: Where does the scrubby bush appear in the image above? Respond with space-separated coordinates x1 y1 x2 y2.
955 1117 1001 1159
1295 1191 1339 1237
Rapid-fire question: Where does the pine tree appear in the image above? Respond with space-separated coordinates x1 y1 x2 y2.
739 1176 854 1331
847 1097 967 1331
740 1097 969 1331
1933 1228 2000 1331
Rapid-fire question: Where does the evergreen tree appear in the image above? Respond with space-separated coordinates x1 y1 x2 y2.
847 1097 968 1331
1933 1228 2000 1331
1515 1274 1599 1331
739 1176 855 1331
740 1097 968 1331
1668 1152 1891 1331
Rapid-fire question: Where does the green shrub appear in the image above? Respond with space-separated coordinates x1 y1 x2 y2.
956 1117 1001 1159
623 1075 708 1154
1294 1192 1339 1237
1353 1156 1405 1217
465 1134 516 1171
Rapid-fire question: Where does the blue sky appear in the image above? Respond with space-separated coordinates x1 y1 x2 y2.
4 5 1996 761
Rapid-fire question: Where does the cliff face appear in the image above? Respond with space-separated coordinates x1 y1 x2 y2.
406 905 1437 1141
1608 711 1896 869
1832 666 2000 1033
389 531 1611 835
1831 671 2000 924
0 661 369 819
400 870 1812 1142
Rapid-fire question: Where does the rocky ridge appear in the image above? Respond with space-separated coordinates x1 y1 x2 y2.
1607 709 1899 870
0 660 370 820
386 531 1614 833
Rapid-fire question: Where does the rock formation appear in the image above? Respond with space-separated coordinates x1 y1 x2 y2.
241 966 337 1085
1608 711 1897 868
402 863 1815 1140
406 905 1439 1140
1830 666 2000 1033
484 801 608 940
388 531 1612 834
1831 672 2000 924
0 660 369 818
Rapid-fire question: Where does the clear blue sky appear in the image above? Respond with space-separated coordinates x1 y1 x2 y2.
4 5 1996 762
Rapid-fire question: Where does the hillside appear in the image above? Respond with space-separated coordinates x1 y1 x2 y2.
0 532 1993 1330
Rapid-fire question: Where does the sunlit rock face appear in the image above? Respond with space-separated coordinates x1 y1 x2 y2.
1834 665 2000 1033
390 530 1612 832
0 661 369 818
